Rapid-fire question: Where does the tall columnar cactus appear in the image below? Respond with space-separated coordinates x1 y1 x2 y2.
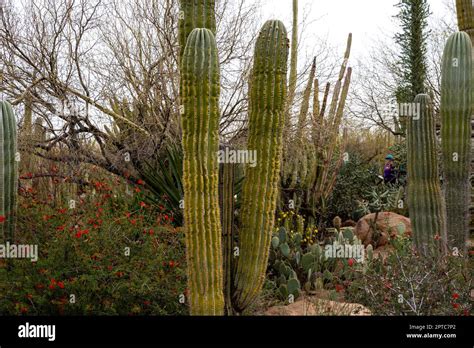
178 0 216 64
455 0 474 241
440 32 473 253
218 145 235 315
407 94 447 256
456 0 474 44
233 20 289 311
0 101 19 243
181 28 224 315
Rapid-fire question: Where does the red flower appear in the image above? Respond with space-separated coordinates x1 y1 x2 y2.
58 208 67 214
143 300 151 306
452 303 459 309
134 187 141 193
335 284 344 292
57 225 65 231
20 306 28 314
139 201 147 208
130 219 137 225
348 258 355 267
169 261 175 267
0 215 6 223
452 293 459 300
26 294 33 299
57 281 65 289
137 179 145 185
434 234 440 241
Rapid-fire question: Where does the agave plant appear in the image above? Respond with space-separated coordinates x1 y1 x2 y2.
140 143 184 225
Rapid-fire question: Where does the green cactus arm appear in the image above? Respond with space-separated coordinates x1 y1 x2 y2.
296 57 316 140
408 94 447 256
440 31 473 253
456 0 474 41
181 28 224 315
178 0 216 64
287 0 299 111
0 101 18 243
233 20 289 312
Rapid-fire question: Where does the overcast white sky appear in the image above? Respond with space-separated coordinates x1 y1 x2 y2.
259 0 455 60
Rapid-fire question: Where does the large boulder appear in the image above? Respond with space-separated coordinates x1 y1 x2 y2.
355 212 411 248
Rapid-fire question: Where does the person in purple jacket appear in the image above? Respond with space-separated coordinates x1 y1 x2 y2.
383 154 396 184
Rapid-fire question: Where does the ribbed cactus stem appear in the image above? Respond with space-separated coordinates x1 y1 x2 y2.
178 0 216 64
218 145 235 315
233 20 288 311
0 101 19 243
181 28 224 315
407 94 447 256
440 32 473 253
456 0 474 44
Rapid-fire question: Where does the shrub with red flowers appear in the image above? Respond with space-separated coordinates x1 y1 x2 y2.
0 173 188 315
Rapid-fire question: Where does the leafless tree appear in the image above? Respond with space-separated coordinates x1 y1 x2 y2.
0 0 260 183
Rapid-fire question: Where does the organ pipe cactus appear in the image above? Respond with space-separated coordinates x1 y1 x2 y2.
218 145 235 315
0 101 19 243
178 0 216 63
440 32 473 253
407 94 447 256
181 28 224 315
233 20 289 311
456 0 474 43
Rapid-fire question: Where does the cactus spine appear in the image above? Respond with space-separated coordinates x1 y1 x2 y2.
181 28 223 315
0 101 19 243
233 20 289 311
407 94 447 256
440 32 473 253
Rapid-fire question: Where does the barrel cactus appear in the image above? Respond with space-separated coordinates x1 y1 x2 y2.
407 94 447 256
233 20 289 311
0 101 19 243
440 31 473 253
181 28 224 315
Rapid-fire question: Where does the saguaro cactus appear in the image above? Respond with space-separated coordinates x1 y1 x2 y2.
0 101 19 243
456 0 474 43
441 31 473 253
407 94 447 256
233 20 289 311
178 0 216 63
181 28 224 315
